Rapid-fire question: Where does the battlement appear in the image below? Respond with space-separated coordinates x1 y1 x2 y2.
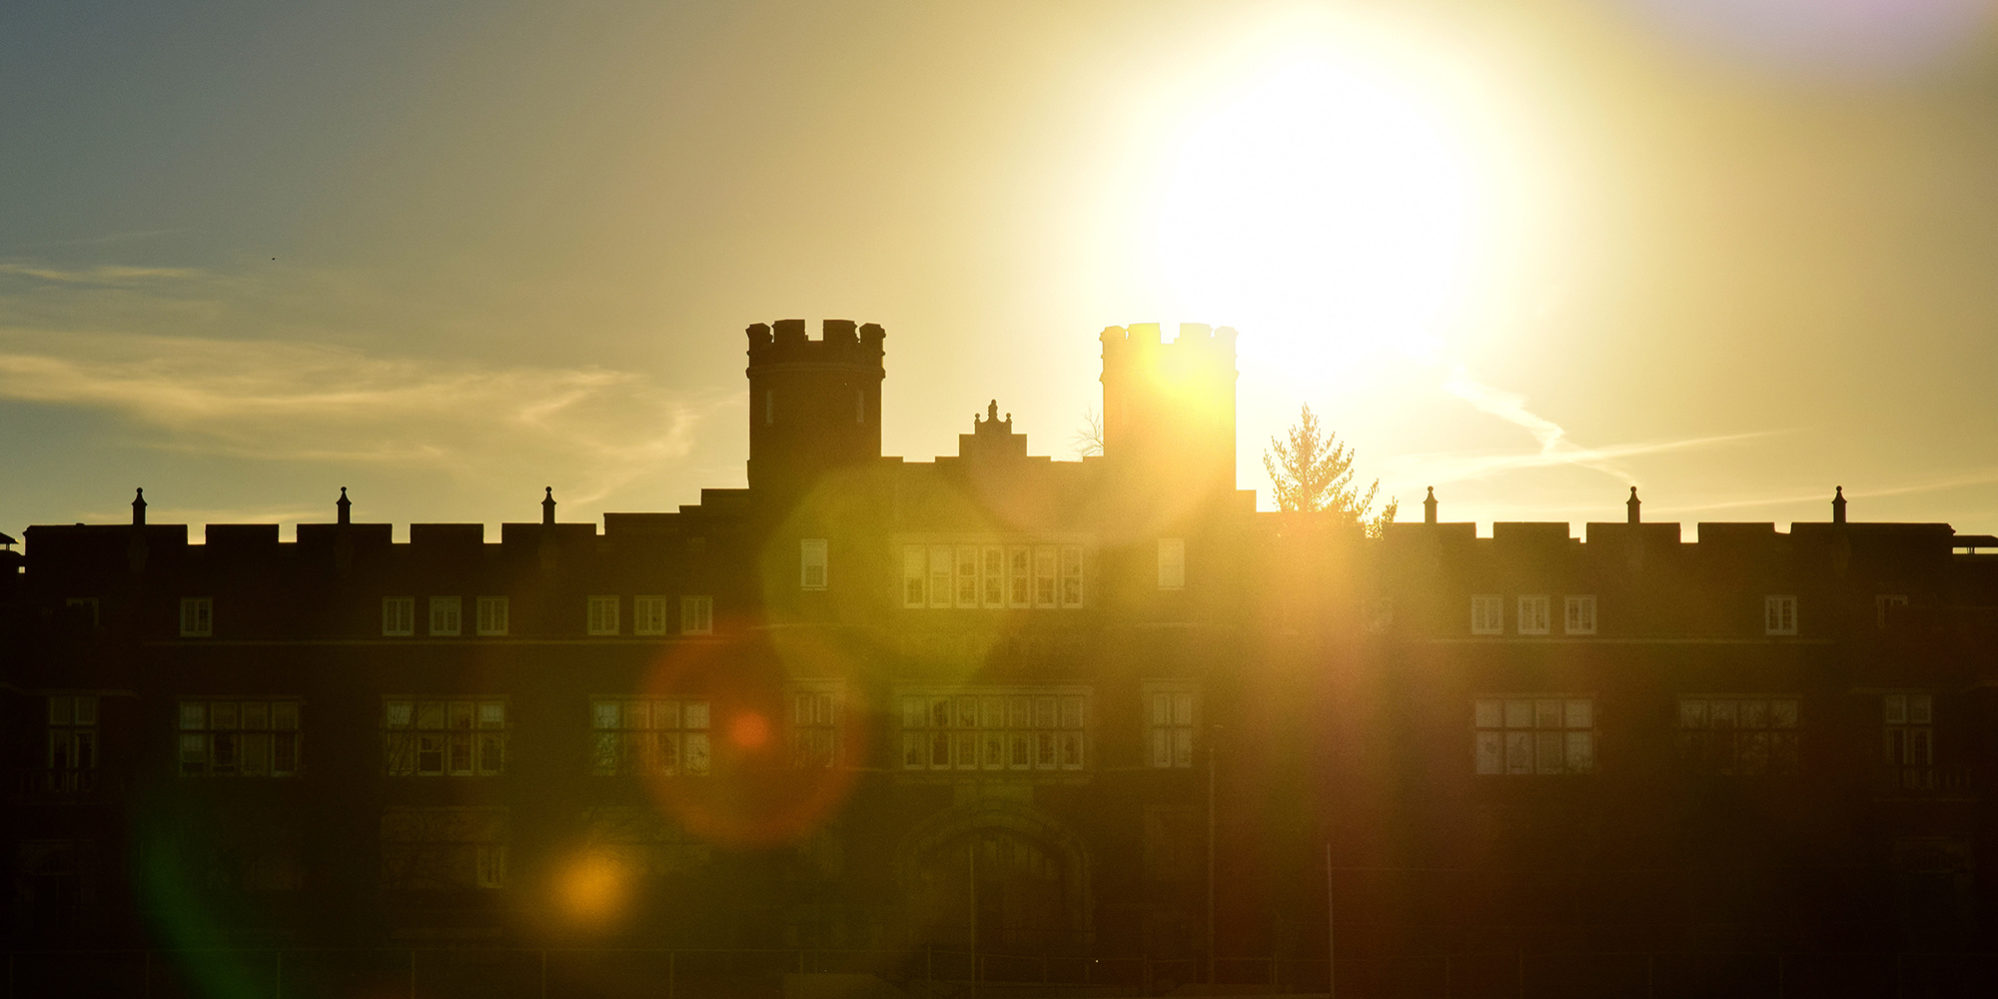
746 318 886 367
1099 322 1238 354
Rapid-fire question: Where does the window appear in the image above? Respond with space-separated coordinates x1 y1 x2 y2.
1876 594 1909 628
1517 595 1551 635
428 596 461 637
45 695 97 792
789 684 840 768
1470 595 1503 635
1885 693 1935 789
1474 697 1595 775
1564 595 1597 635
1677 696 1799 776
381 597 414 637
582 805 711 876
384 699 506 776
903 543 1087 609
380 807 508 891
681 595 714 635
476 596 509 636
1145 684 1197 768
899 688 1087 772
180 597 213 638
633 595 669 636
587 595 620 636
178 699 300 777
981 545 1005 608
590 698 711 776
1764 595 1798 635
800 539 828 590
1157 538 1186 590
903 547 928 609
64 597 100 632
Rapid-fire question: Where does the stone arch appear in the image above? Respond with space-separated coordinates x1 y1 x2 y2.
893 799 1093 953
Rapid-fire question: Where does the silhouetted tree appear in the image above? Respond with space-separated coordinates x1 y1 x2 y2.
1263 404 1397 535
1071 408 1104 458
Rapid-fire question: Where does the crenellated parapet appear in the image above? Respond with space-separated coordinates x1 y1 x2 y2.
744 319 888 493
745 318 886 368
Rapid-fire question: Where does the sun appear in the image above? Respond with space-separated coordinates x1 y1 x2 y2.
1152 48 1484 374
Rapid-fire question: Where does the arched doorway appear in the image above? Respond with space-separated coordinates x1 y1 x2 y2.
897 803 1091 954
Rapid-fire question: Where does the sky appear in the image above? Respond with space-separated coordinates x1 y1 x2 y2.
4 0 1998 542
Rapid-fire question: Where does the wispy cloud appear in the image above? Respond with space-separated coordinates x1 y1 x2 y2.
0 262 208 285
1668 468 1998 516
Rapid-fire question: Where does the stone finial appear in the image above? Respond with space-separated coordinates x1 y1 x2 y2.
336 486 351 525
1627 486 1641 525
132 487 146 526
1832 485 1846 525
542 486 556 526
1422 486 1437 525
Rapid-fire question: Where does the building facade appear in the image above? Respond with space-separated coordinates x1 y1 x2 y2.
4 320 1997 996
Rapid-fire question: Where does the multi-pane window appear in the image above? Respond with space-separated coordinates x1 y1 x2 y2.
476 596 509 636
381 807 508 891
1145 684 1197 768
681 595 714 635
1517 595 1551 635
1564 595 1597 635
46 695 98 791
899 689 1087 771
1677 696 1799 776
1157 538 1186 590
1885 693 1935 788
180 597 213 637
428 596 461 637
1474 697 1595 775
634 595 670 636
178 699 301 777
384 699 506 776
901 544 1085 610
1470 595 1503 635
382 597 415 637
1876 594 1909 628
800 539 828 590
589 698 711 776
789 685 839 768
1764 595 1798 635
587 596 620 636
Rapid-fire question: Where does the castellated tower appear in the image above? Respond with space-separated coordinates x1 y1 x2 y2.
745 319 886 493
1099 322 1239 496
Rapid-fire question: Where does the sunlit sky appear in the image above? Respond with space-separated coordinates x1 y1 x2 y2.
5 1 1998 541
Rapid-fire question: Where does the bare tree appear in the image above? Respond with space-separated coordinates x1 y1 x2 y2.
1071 408 1105 458
1262 404 1397 536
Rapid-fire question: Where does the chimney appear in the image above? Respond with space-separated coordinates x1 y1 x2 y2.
1627 486 1641 524
542 486 556 526
336 486 351 525
1422 486 1437 525
131 487 146 526
1832 485 1846 525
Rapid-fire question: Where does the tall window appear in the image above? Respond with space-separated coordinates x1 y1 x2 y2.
476 596 509 636
1564 595 1597 635
1764 595 1798 635
428 596 461 637
1875 594 1909 628
800 538 828 590
633 595 670 636
1145 684 1197 768
590 698 711 776
901 543 1085 610
46 694 97 792
382 597 415 637
178 699 300 777
1475 697 1595 775
587 595 620 636
180 597 213 637
789 684 839 768
1885 693 1934 789
1157 538 1186 590
384 699 506 776
1677 696 1799 776
1470 595 1503 635
899 689 1087 772
1516 595 1551 635
681 595 714 635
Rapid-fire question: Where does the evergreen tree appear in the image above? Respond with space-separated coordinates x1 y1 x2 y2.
1263 404 1398 535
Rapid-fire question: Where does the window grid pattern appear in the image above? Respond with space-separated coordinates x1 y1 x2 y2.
1475 697 1595 775
587 596 619 636
634 595 669 636
428 596 461 636
1885 693 1935 788
1564 595 1597 635
800 539 828 590
590 699 711 776
790 687 838 768
1157 538 1186 590
180 597 213 637
1677 696 1799 776
899 691 1087 771
1146 686 1197 768
476 596 509 636
901 544 1084 610
681 595 714 635
179 699 300 777
47 695 98 786
382 597 415 637
1517 595 1551 635
1470 595 1503 635
1764 595 1798 635
385 699 506 776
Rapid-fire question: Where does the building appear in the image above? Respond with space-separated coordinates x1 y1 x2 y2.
4 320 1997 997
